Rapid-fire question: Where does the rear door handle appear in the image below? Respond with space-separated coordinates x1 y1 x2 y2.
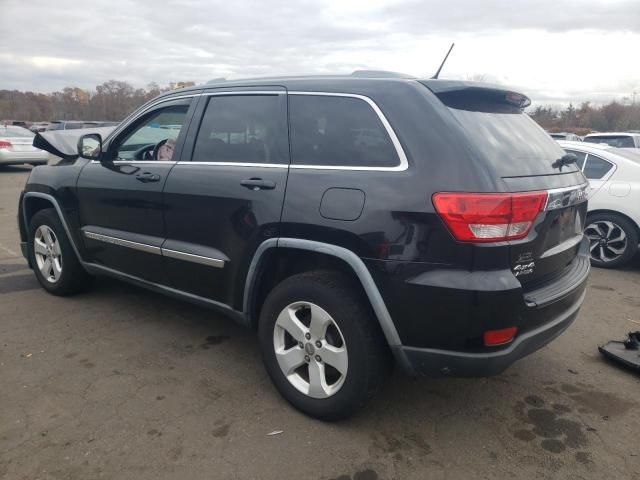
136 172 161 183
240 178 276 191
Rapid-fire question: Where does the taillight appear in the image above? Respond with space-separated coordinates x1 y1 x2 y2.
432 191 547 242
0 140 12 149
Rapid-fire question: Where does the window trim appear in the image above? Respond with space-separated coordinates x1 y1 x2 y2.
99 89 409 172
287 91 409 171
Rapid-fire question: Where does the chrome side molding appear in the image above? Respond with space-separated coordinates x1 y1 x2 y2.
162 248 225 268
84 230 161 255
83 229 226 268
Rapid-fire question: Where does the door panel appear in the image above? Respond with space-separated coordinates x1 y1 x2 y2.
77 97 196 281
162 89 289 308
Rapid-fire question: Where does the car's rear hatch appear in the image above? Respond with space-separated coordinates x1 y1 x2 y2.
421 80 589 293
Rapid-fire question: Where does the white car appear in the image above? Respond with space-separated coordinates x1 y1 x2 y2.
583 132 640 149
559 140 640 268
0 126 49 166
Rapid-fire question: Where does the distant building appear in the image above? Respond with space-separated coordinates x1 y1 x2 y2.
169 81 196 90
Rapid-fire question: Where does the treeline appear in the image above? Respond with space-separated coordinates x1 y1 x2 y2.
2 80 640 134
0 81 174 122
528 101 640 135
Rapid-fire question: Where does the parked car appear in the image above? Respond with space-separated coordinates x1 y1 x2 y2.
29 122 51 133
583 132 640 149
18 74 590 419
559 140 640 268
45 121 118 131
0 126 49 166
548 132 581 141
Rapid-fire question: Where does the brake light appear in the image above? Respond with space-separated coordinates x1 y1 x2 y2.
484 327 518 346
0 140 12 149
432 191 547 242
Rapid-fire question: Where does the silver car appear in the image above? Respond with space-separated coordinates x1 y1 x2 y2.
0 126 49 166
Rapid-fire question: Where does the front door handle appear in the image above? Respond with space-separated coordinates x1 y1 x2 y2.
136 172 161 183
240 178 276 191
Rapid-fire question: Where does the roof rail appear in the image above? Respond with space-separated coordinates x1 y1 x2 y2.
206 77 227 84
350 70 414 79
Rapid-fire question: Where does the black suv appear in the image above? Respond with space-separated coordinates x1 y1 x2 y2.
18 73 590 420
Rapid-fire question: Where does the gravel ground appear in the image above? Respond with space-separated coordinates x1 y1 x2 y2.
1 165 639 480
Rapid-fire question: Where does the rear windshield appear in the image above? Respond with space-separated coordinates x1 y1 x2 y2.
444 107 578 177
584 135 635 148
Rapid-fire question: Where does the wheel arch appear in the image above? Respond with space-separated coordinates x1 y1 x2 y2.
22 192 85 265
243 238 403 352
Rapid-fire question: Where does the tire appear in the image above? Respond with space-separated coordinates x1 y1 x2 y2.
258 270 390 420
28 208 93 295
585 212 639 269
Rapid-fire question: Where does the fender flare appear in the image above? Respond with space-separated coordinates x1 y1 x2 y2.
22 192 86 265
243 238 403 349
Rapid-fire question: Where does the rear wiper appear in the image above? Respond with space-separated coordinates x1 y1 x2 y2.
552 153 577 170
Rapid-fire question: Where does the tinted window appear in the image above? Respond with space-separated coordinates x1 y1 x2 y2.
584 135 635 148
583 154 613 179
113 104 189 161
289 95 399 167
565 149 587 170
192 95 287 164
444 108 577 176
65 123 84 130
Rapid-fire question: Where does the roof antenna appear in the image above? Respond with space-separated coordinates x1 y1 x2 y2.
432 43 455 79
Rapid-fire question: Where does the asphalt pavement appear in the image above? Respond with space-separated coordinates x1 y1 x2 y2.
1 165 639 480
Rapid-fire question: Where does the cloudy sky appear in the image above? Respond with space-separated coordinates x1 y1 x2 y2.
1 0 639 105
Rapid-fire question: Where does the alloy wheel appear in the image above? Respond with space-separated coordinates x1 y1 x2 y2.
33 225 62 283
585 220 628 263
273 301 348 399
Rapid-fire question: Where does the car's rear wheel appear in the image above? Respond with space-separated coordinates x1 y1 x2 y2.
585 213 639 269
28 208 93 295
258 270 390 420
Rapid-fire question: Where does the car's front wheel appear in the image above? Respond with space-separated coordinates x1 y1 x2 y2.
28 208 93 295
258 270 390 420
585 213 639 269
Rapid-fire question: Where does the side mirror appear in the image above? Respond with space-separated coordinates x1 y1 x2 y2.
77 133 102 160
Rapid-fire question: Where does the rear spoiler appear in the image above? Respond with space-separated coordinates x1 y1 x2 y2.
419 80 531 111
33 126 116 159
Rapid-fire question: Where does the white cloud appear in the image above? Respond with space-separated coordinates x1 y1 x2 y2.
0 0 638 104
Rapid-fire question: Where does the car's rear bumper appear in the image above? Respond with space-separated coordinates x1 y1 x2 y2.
368 237 591 377
394 287 585 376
0 150 48 164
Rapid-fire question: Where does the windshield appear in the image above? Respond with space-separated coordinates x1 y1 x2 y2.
0 126 34 138
445 108 579 176
584 135 635 148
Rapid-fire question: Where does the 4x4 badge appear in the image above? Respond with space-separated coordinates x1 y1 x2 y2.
513 261 535 277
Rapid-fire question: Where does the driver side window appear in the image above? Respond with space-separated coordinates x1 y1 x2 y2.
111 103 190 161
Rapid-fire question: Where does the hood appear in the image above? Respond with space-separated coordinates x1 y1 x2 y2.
33 126 117 159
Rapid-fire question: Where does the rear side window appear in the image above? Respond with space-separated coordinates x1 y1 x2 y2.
565 149 587 169
192 95 288 164
583 154 613 179
289 95 399 168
